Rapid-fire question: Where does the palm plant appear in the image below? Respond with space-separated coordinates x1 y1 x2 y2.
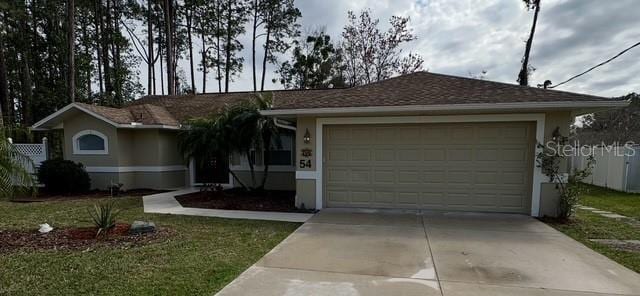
179 93 280 191
0 132 36 199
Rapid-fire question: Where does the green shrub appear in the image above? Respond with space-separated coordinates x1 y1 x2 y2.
37 159 91 194
89 201 120 237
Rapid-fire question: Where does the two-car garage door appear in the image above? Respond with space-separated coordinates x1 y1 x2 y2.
323 122 535 214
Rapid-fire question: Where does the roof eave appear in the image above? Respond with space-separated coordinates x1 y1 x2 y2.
261 100 630 116
31 103 181 131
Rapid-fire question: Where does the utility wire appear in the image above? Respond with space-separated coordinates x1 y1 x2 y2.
549 41 640 89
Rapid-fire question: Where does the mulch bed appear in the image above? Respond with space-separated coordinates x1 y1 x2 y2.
176 189 312 213
11 189 168 203
0 224 172 253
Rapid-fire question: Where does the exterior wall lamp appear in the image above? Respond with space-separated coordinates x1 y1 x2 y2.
303 128 311 144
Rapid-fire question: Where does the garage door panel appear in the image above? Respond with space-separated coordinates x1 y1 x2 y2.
447 149 473 161
398 192 419 204
423 170 447 184
374 191 396 204
373 169 395 184
398 170 421 184
324 122 534 213
424 148 446 161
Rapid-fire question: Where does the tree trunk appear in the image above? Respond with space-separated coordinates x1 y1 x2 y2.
147 0 154 95
246 150 257 189
20 54 33 126
102 0 113 96
518 1 540 86
260 133 271 189
18 6 33 125
260 25 271 91
216 1 222 93
0 32 7 129
164 0 175 95
84 25 92 99
158 22 165 95
186 8 196 94
95 0 104 95
67 0 75 103
201 29 207 93
251 0 258 91
228 170 249 191
224 0 232 93
171 4 178 93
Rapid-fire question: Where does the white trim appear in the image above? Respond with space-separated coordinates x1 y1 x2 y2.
295 170 318 180
314 113 546 217
31 103 180 130
33 104 117 129
72 130 109 155
85 165 187 173
261 101 628 116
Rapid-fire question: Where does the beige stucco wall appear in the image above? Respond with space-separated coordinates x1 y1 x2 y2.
62 114 186 190
296 179 316 209
117 129 184 167
293 112 574 215
88 171 186 190
64 112 120 167
539 183 561 217
233 171 295 191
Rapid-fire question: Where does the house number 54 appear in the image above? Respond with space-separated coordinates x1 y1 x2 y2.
299 159 312 168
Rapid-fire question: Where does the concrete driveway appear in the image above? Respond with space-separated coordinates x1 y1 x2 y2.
216 209 640 296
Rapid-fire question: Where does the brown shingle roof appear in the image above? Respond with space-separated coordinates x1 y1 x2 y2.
75 102 179 126
75 102 135 124
270 72 615 110
128 72 619 121
126 104 180 126
129 93 259 122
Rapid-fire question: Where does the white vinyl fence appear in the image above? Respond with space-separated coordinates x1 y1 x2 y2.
571 145 640 192
9 137 48 176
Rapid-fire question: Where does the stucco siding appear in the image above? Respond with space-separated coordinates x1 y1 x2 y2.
87 172 120 190
63 114 186 190
233 171 295 191
88 171 185 190
64 112 119 167
121 171 186 189
158 130 185 165
296 179 316 209
539 183 561 217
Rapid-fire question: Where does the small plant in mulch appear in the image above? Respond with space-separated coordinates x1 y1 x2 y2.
88 201 120 238
0 202 170 253
0 226 172 253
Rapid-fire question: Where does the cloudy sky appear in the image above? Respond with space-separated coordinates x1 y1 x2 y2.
144 0 640 97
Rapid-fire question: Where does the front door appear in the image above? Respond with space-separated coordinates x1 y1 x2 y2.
195 153 229 184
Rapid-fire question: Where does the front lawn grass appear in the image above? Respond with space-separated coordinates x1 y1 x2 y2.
544 185 640 273
0 197 300 295
581 184 640 219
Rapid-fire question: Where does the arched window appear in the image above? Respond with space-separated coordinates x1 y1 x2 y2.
72 130 108 155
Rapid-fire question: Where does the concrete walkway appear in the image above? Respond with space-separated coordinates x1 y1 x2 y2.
216 209 640 296
578 205 630 219
142 189 313 223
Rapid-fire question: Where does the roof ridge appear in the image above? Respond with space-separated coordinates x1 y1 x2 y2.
423 71 615 100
